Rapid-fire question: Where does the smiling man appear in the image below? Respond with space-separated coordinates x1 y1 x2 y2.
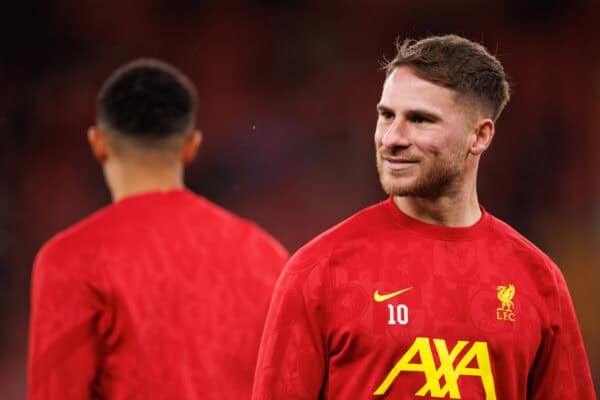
252 35 595 399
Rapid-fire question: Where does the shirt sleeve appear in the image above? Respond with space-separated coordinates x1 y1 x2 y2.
252 254 331 400
27 240 110 400
527 262 596 399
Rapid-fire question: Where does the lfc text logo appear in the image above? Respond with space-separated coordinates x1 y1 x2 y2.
374 337 496 399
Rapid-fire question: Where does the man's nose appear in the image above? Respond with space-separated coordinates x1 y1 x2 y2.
381 120 410 148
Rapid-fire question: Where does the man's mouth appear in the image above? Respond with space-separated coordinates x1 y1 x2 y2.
382 156 419 170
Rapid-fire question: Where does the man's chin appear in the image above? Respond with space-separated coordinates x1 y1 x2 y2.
379 178 417 197
383 187 416 197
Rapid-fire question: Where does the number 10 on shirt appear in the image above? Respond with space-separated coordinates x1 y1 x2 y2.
387 304 409 325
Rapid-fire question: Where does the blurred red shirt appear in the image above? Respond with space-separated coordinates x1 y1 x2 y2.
28 189 288 400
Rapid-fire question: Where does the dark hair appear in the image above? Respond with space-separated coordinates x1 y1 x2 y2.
97 58 197 138
385 34 510 121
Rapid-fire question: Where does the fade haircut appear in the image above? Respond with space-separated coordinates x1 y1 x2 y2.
385 34 510 121
97 58 197 141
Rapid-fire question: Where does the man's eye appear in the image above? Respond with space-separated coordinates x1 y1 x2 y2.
379 111 394 121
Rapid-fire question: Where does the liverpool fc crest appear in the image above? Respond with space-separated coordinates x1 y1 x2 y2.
496 284 516 322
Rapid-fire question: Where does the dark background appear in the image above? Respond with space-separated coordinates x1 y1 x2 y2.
1 0 598 397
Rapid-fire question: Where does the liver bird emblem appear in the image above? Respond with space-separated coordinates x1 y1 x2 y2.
496 284 515 312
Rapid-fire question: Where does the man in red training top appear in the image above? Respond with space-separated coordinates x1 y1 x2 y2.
28 59 289 399
252 35 595 399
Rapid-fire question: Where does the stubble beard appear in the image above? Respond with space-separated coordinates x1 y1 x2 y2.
376 150 463 199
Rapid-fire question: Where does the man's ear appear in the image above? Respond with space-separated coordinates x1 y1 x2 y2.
87 126 109 162
182 130 202 165
469 119 495 156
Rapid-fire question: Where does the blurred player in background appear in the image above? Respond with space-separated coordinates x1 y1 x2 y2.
252 35 595 399
27 59 288 399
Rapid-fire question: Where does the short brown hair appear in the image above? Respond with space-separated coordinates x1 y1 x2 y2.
385 34 510 121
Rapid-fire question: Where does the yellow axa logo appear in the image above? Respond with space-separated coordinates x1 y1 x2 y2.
496 284 516 322
374 337 496 399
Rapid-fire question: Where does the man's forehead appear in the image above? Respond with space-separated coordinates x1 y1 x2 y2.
381 66 458 106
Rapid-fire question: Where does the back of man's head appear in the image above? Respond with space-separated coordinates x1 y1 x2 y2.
385 34 510 122
97 59 197 145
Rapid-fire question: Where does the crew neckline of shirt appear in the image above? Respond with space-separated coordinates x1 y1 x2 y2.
114 188 192 206
384 196 491 241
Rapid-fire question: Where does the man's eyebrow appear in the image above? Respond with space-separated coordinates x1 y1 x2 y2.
406 108 441 122
376 104 393 113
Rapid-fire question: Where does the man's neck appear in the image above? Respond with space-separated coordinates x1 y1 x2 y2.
105 161 185 202
393 189 482 227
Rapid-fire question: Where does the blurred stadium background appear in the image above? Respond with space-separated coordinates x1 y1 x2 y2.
0 0 598 397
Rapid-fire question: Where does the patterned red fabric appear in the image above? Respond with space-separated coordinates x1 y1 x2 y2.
253 197 595 399
28 189 289 400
